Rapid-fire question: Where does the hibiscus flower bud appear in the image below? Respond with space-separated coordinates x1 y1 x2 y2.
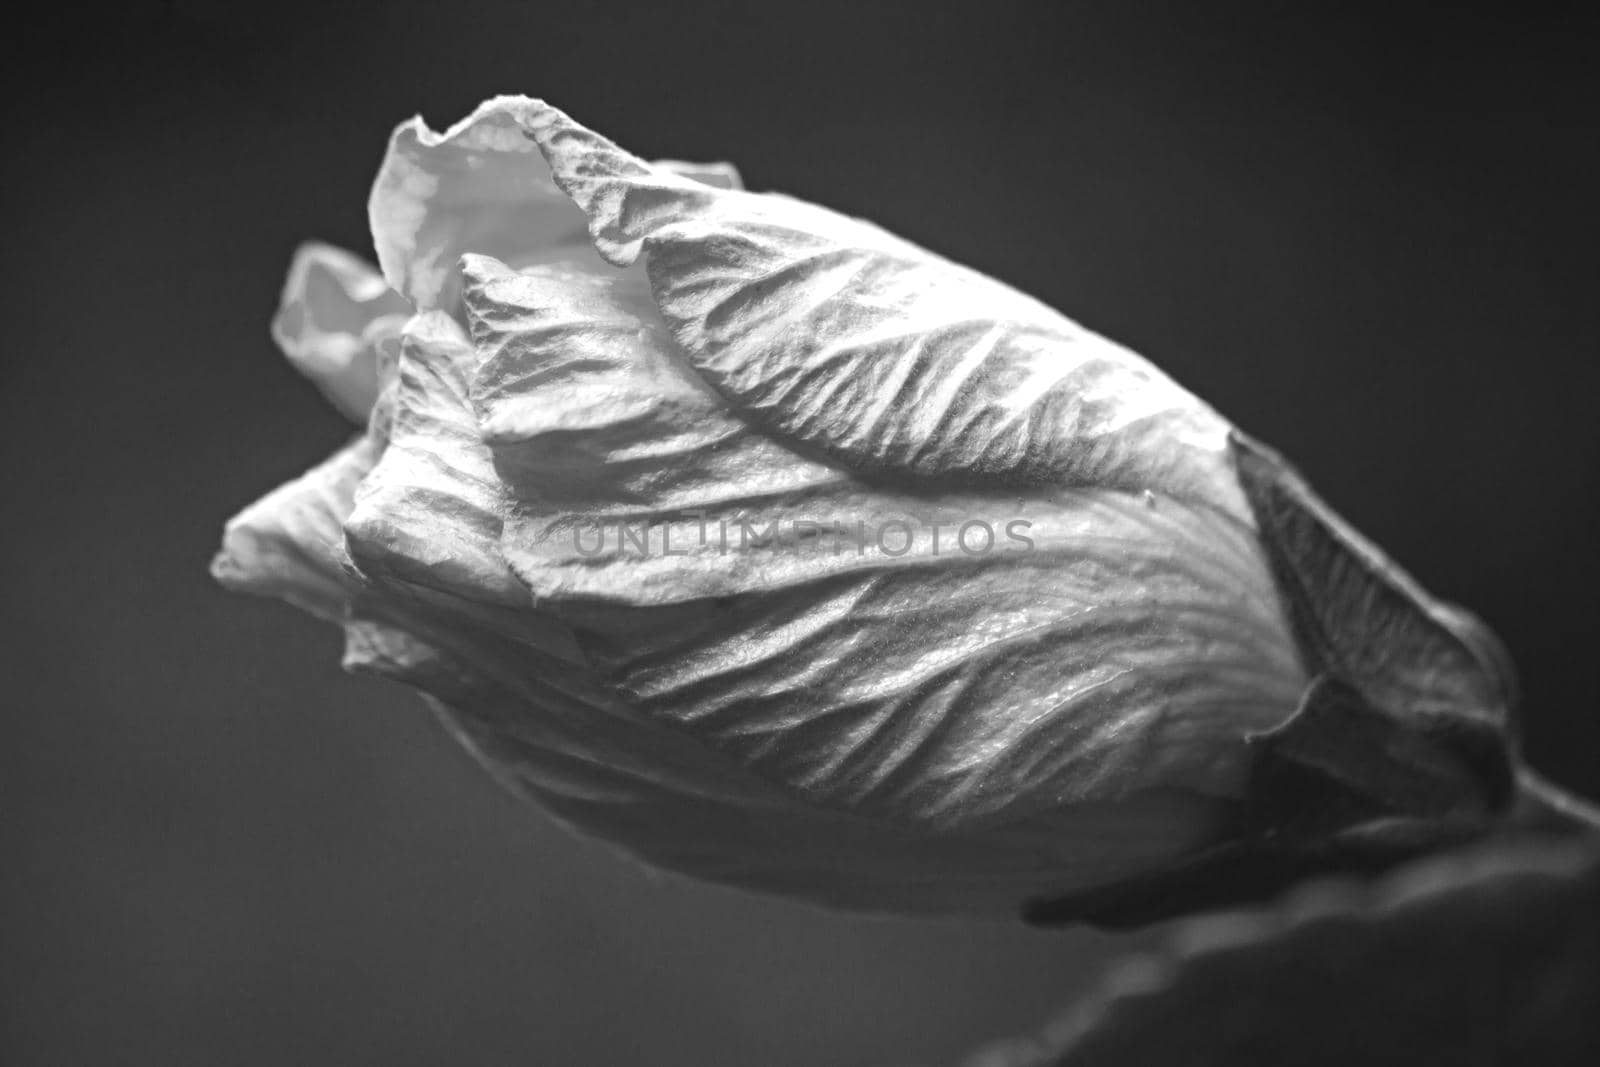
213 97 1520 919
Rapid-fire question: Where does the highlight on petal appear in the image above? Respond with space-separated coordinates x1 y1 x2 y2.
456 251 1307 842
210 435 379 621
518 100 1247 519
340 612 1238 913
368 95 741 313
271 242 410 422
1017 443 1524 927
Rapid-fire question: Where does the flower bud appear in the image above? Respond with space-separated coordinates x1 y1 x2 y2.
214 98 1517 919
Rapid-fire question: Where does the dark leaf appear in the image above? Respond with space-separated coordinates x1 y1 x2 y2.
983 838 1600 1067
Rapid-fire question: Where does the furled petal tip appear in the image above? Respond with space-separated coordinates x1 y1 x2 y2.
368 95 741 314
214 96 1527 921
272 242 409 423
210 435 377 622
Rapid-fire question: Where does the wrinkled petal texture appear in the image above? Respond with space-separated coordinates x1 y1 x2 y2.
212 435 378 621
520 104 1250 517
371 95 740 314
457 256 1304 831
217 97 1317 914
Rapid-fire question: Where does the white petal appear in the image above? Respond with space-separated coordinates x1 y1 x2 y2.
272 243 410 422
517 100 1247 519
211 435 378 621
368 95 741 313
341 310 583 661
459 254 1307 834
344 614 1233 915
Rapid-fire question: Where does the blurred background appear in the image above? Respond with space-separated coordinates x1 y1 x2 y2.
1 2 1594 1064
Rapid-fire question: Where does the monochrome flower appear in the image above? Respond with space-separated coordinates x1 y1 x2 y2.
214 97 1516 917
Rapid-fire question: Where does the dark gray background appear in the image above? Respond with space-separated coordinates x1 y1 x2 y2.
2 3 1595 1065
